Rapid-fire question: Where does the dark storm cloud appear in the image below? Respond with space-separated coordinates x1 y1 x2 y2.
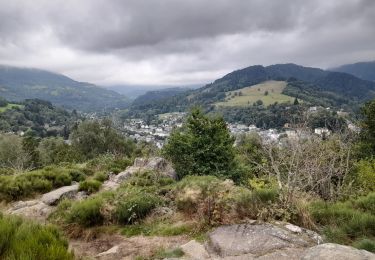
0 0 374 85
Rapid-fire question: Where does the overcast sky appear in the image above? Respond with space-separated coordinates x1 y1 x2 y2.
0 0 374 87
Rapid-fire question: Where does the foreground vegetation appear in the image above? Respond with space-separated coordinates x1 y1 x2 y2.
0 214 73 259
1 99 375 258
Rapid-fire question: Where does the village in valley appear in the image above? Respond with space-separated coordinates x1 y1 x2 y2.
119 106 360 148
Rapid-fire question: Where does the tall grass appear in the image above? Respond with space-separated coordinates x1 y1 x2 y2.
0 215 73 259
310 192 375 252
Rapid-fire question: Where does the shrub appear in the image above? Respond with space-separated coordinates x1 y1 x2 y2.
353 239 375 253
310 196 375 248
353 192 375 215
0 215 73 259
116 191 161 224
79 179 102 194
93 171 108 182
69 170 86 182
67 197 104 227
163 108 237 180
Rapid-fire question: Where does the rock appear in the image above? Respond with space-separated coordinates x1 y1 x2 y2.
41 184 79 205
102 157 176 190
207 223 317 257
7 200 52 222
181 240 210 260
302 243 375 260
95 245 119 258
284 224 303 234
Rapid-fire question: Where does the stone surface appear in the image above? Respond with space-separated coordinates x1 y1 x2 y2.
181 240 210 260
301 243 375 260
95 245 119 258
7 200 52 222
102 157 176 190
284 223 303 233
207 223 316 257
41 183 79 205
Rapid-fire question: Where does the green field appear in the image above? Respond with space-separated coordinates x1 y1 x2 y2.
215 80 296 107
0 103 23 112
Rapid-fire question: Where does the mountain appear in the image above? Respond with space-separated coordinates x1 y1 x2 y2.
331 61 375 81
0 65 130 112
125 63 375 118
132 87 191 106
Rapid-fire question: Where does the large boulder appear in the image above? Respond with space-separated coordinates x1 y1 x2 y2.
6 200 52 222
102 157 176 190
41 183 79 205
302 243 375 260
206 223 318 258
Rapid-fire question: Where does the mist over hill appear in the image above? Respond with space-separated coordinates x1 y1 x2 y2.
0 65 130 112
331 61 375 82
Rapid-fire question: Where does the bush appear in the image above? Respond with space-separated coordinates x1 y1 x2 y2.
310 195 375 249
353 239 375 253
0 165 83 201
66 197 104 227
116 191 161 224
353 192 375 215
79 179 102 194
69 170 86 182
0 215 73 259
93 171 108 182
175 175 264 224
163 108 237 180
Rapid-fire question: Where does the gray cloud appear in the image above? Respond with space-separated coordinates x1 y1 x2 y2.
0 0 374 86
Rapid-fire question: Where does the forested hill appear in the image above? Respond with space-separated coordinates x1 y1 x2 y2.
0 65 130 112
127 63 375 117
331 61 375 81
201 63 375 101
132 87 191 106
0 98 80 137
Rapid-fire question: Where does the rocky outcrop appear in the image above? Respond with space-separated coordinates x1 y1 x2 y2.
102 157 176 190
6 200 52 222
206 223 318 258
6 183 84 222
41 183 79 205
181 240 210 259
301 243 375 260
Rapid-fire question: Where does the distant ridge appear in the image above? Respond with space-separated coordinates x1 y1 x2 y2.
0 65 130 112
331 61 375 81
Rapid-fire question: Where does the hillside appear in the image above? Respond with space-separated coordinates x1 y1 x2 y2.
215 81 295 107
0 65 130 112
331 61 375 81
0 98 80 137
124 63 375 119
132 87 191 106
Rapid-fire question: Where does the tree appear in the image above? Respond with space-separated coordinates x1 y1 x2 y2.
293 97 299 105
264 91 269 96
163 108 237 180
0 134 30 171
359 100 375 156
22 135 40 168
70 119 135 159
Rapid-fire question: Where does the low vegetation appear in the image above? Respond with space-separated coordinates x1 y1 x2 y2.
0 214 73 260
1 101 375 257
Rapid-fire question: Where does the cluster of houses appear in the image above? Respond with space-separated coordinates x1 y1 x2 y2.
120 107 360 148
122 112 185 148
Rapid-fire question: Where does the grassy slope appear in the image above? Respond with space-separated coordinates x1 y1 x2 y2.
0 103 23 112
215 80 295 107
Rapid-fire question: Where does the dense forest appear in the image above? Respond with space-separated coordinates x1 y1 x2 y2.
0 97 80 137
